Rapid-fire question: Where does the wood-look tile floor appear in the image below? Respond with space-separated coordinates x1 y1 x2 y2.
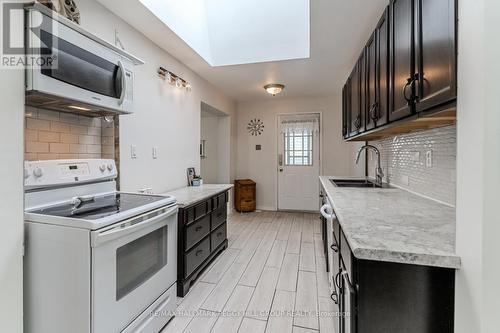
161 211 336 333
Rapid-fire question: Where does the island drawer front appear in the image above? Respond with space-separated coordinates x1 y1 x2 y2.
211 204 227 231
185 236 210 277
211 223 227 250
214 192 229 208
186 201 211 224
185 214 211 251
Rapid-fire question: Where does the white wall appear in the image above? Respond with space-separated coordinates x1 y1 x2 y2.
77 0 237 193
236 95 359 210
455 0 500 332
0 39 25 333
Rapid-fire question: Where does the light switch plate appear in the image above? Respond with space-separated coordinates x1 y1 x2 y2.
131 145 137 159
411 151 420 162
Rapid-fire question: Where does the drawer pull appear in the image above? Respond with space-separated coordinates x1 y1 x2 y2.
195 250 203 257
330 243 339 253
195 226 203 232
217 232 223 237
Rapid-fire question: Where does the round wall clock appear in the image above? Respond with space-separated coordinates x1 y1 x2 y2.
247 118 264 136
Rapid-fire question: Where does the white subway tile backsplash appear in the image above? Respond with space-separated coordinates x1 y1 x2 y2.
368 125 456 206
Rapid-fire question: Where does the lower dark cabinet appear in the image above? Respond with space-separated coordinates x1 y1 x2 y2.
177 190 229 297
334 229 455 333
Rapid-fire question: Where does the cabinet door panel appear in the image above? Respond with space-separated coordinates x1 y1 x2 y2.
376 8 390 127
342 83 350 138
366 33 377 131
358 52 367 134
349 65 360 137
415 0 456 112
389 0 414 121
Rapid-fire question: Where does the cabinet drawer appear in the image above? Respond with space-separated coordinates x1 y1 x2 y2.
211 223 227 250
211 204 227 230
185 214 210 251
340 230 353 276
214 192 228 208
185 236 210 277
186 201 210 223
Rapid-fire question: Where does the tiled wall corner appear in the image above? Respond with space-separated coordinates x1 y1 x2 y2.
367 125 456 206
24 107 116 161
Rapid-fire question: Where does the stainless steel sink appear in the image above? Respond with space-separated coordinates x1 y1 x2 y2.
330 178 391 188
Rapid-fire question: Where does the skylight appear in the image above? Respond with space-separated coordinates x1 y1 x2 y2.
139 0 310 67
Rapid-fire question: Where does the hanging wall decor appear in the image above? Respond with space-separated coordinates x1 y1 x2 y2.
247 118 265 136
39 0 81 24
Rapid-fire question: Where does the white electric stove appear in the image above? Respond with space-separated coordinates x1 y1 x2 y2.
24 159 178 333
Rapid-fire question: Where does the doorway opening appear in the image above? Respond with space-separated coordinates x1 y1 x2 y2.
277 113 321 211
200 102 230 184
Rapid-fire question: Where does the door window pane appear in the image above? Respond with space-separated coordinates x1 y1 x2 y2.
284 130 313 166
116 226 168 300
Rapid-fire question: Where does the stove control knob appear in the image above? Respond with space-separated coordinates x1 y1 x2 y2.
107 163 114 171
33 167 43 178
99 164 106 172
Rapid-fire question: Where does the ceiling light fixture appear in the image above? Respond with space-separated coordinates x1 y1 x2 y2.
158 67 191 91
264 83 285 96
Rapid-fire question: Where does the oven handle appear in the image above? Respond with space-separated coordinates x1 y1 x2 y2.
91 206 177 247
117 60 127 106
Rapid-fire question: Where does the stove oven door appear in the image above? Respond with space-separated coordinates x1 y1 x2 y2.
90 205 178 333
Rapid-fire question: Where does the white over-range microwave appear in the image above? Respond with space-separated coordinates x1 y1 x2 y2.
24 3 144 116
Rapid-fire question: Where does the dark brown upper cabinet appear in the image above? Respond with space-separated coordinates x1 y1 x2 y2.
365 32 377 131
342 83 350 139
375 8 390 127
341 0 457 141
348 64 361 137
414 0 457 112
389 0 415 122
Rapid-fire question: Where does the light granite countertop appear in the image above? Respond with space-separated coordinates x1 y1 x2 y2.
320 176 460 269
160 184 233 208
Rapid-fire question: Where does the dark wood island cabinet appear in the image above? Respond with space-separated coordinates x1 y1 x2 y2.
176 190 229 297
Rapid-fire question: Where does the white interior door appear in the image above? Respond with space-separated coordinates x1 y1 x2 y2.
277 113 320 211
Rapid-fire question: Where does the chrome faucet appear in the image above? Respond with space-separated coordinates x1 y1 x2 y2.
355 145 384 186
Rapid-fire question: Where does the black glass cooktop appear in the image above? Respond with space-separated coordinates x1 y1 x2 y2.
29 193 171 220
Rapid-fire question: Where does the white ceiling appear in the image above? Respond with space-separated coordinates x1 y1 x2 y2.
97 0 388 102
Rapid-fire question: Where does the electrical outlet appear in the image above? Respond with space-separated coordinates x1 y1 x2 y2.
401 175 410 186
152 147 158 159
131 145 137 159
425 150 433 167
411 151 420 162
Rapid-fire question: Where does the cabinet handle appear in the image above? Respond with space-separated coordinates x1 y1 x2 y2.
330 243 339 253
195 226 203 232
217 232 223 237
217 212 223 218
195 250 203 256
335 271 342 290
369 102 379 121
354 115 361 129
402 77 414 104
330 291 339 305
413 72 421 102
